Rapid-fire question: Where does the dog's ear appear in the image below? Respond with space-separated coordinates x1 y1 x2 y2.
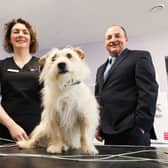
38 54 49 71
38 54 49 66
73 48 85 60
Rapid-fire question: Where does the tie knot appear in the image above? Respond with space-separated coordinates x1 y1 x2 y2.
108 58 112 64
108 57 116 64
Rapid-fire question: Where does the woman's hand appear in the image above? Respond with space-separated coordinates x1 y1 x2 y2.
8 122 29 141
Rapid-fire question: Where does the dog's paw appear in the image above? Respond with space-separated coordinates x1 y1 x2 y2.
47 144 63 154
81 145 99 155
63 144 69 151
17 140 33 149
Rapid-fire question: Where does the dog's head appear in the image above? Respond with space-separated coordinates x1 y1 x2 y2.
39 48 90 87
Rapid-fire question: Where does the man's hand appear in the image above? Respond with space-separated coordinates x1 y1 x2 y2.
95 129 104 142
139 128 145 134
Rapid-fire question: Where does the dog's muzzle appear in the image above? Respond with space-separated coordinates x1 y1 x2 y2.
58 62 68 74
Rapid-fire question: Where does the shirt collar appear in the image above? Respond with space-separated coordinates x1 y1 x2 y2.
109 48 127 59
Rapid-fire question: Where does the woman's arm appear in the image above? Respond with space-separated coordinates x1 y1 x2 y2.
0 105 29 141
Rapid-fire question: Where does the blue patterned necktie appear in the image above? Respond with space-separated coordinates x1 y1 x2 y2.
103 57 116 81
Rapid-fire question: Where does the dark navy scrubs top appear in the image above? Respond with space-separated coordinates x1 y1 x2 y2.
0 56 42 140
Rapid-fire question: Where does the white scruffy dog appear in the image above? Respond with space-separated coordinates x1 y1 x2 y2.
17 48 100 155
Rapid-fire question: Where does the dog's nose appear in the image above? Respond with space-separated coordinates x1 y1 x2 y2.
58 62 68 74
58 62 66 70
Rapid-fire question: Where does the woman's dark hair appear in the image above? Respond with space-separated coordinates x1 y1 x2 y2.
3 18 39 53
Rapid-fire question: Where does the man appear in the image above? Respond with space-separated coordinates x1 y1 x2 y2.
95 25 158 145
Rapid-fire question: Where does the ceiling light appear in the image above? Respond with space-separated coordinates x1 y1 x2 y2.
150 4 164 12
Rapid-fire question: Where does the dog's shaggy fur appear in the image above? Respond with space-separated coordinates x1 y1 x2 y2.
17 48 100 154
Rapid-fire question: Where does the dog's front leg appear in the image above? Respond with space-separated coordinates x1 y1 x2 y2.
47 121 64 154
80 117 98 155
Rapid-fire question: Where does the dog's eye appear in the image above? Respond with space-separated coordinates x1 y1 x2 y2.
51 55 57 62
66 53 72 59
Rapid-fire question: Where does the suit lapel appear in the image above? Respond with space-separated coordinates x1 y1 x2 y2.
103 48 129 84
99 63 107 88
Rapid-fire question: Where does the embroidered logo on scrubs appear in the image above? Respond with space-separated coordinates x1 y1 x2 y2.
30 68 39 72
7 69 19 72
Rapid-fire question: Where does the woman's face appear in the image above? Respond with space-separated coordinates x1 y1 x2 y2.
10 23 31 51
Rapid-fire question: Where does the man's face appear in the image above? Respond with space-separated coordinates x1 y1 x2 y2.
105 26 128 56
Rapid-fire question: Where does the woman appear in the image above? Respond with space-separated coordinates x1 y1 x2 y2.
0 18 42 141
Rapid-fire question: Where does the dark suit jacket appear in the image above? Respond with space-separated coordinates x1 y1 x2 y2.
95 48 158 139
